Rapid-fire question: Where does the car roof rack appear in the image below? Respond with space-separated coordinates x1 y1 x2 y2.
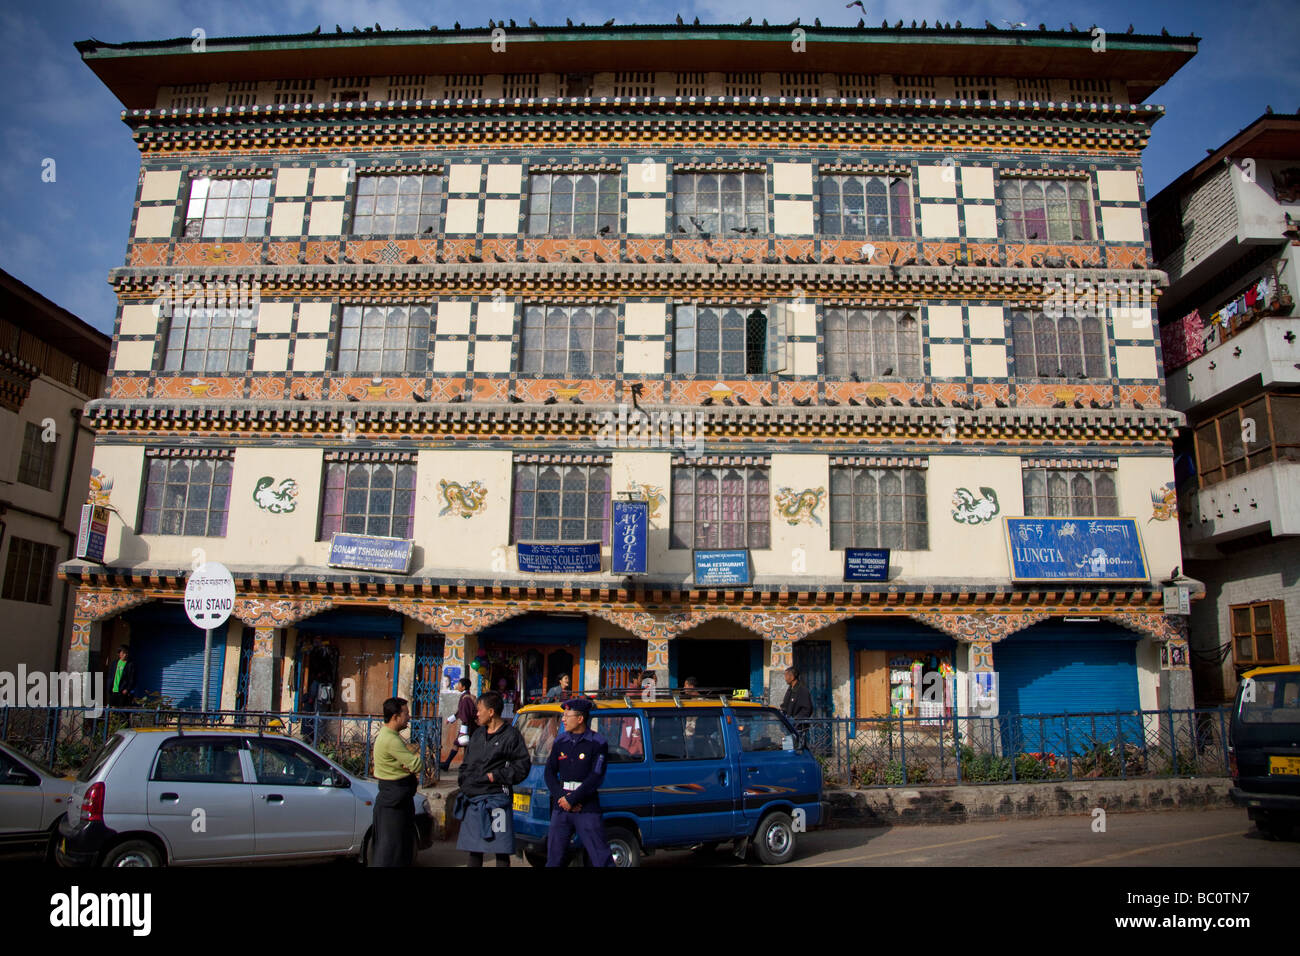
584 686 763 706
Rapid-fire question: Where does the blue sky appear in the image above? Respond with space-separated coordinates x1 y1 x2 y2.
0 0 1295 333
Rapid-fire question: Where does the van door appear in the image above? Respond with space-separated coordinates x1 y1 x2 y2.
589 713 653 837
733 708 820 828
647 711 740 844
146 737 255 862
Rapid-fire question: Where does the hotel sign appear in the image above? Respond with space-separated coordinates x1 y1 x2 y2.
328 533 415 574
517 541 602 574
612 501 648 574
1005 517 1149 582
75 505 109 562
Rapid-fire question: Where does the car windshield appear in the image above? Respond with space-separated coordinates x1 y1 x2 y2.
517 712 562 765
1240 674 1300 724
1 744 59 778
76 732 126 782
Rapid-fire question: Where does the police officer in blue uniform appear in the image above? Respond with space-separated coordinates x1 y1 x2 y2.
543 696 614 867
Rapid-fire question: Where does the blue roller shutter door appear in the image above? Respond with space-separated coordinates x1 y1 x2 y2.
127 604 226 710
996 623 1142 755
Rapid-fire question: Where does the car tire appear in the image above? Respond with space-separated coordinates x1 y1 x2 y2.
606 827 641 868
524 846 548 868
102 840 162 868
1256 814 1296 841
753 811 797 865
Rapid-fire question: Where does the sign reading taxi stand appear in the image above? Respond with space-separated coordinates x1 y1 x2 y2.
185 562 235 710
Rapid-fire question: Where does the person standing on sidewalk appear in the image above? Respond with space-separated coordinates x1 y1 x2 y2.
370 697 422 867
455 690 531 867
543 697 613 867
441 678 478 771
108 646 135 709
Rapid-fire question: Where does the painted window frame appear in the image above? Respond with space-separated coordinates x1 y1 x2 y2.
829 467 929 551
818 174 913 238
673 171 766 236
139 457 234 537
1021 467 1119 518
823 308 921 379
999 178 1094 242
510 462 611 544
336 304 431 374
526 172 620 236
182 176 271 239
520 304 617 376
352 173 443 236
669 465 771 550
1010 310 1108 380
318 461 417 541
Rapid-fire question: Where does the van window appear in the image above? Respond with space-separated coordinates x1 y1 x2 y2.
737 711 795 752
1241 674 1300 723
650 714 725 761
76 732 126 782
518 713 562 765
592 714 644 763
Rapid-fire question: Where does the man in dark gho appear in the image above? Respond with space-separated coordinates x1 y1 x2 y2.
455 690 530 867
543 696 613 867
370 696 422 867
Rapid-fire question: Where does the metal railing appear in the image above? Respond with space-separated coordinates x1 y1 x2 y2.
793 707 1233 787
0 706 443 787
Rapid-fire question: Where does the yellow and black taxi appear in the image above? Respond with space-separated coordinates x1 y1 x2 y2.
1229 664 1300 840
511 691 825 866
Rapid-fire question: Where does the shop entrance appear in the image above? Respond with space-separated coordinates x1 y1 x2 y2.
849 619 957 720
672 639 759 697
476 613 588 713
293 610 404 716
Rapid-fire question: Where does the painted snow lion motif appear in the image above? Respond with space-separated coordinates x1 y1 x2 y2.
253 477 298 513
951 487 1000 525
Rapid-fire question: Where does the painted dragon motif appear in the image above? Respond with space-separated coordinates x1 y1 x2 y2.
439 479 488 518
774 487 825 526
625 482 666 521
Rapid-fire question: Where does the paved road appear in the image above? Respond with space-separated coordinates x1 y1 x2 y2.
417 808 1300 868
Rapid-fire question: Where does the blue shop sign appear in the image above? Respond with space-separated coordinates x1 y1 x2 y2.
612 500 648 574
328 533 414 574
844 548 891 582
694 549 750 586
517 541 602 574
1005 517 1149 582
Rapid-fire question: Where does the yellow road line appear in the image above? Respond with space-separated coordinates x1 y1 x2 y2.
804 833 1001 866
1071 830 1242 866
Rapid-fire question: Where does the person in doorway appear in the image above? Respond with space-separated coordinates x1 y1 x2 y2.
108 646 135 708
441 678 478 771
682 676 699 698
455 691 531 867
370 697 422 867
543 673 572 703
495 676 517 718
543 697 613 867
780 667 814 720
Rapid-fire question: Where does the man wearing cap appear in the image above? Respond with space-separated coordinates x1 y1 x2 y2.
543 697 614 867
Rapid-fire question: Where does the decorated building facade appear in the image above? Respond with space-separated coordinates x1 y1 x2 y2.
67 22 1198 726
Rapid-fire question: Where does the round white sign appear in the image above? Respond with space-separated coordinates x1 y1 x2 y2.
184 562 235 629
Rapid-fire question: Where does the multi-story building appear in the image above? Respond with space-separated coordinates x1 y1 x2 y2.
1151 112 1300 706
68 23 1197 728
0 269 110 675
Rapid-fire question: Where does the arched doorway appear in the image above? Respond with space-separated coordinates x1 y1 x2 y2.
475 613 585 709
669 620 764 699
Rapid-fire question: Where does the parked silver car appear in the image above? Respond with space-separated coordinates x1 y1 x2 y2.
56 727 433 866
0 741 74 861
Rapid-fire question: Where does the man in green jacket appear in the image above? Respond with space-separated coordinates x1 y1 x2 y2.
371 696 422 866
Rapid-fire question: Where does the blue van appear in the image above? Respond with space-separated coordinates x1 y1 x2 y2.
511 695 825 866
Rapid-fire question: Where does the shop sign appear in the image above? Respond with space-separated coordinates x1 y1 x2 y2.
844 548 890 581
328 533 414 573
517 541 602 574
694 550 750 586
1005 517 1149 582
612 500 648 574
75 505 109 562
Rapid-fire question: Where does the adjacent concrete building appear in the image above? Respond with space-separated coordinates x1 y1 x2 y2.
66 22 1198 727
1151 112 1300 705
0 269 109 675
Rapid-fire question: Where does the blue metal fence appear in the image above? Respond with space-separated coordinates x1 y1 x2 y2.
796 707 1232 786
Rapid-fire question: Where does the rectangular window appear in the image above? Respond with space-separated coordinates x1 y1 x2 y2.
999 178 1094 242
183 177 271 239
674 172 765 236
723 73 762 97
319 461 416 540
17 422 56 490
954 75 998 100
353 174 441 235
152 738 245 784
1194 394 1300 488
738 711 796 752
649 714 726 761
511 463 610 543
779 72 820 98
162 301 254 374
504 73 542 99
386 74 424 100
590 714 645 762
1 537 58 605
670 466 770 550
1021 467 1119 517
830 467 928 550
442 74 483 100
527 173 619 236
1231 601 1288 669
1010 310 1107 379
674 304 769 375
675 73 707 97
894 74 935 99
521 304 616 376
837 74 876 98
614 72 656 97
140 457 233 537
1015 78 1051 100
824 309 920 379
562 73 594 98
819 174 913 238
337 305 430 373
224 81 257 108
272 78 315 104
